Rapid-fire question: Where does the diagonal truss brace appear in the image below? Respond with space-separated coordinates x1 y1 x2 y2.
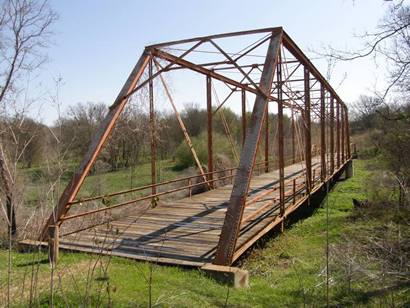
213 30 283 266
40 51 151 240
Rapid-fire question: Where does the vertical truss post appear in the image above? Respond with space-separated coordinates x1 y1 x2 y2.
320 84 326 182
277 54 285 230
149 58 157 203
304 66 312 192
214 30 282 265
241 89 247 147
345 106 351 158
336 100 340 168
40 51 150 240
207 75 213 188
264 104 269 172
291 108 296 164
330 96 335 174
341 105 345 163
153 60 209 187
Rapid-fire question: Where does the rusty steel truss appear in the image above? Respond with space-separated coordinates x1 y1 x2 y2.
40 27 352 266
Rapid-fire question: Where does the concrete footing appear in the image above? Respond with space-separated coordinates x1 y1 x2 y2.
201 263 249 288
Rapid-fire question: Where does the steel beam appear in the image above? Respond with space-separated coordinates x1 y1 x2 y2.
147 27 281 48
281 31 346 110
210 39 263 94
345 106 351 158
264 104 269 173
151 48 274 101
153 60 209 186
214 30 282 265
207 75 214 188
242 89 246 147
336 101 340 167
40 27 352 264
330 96 335 174
341 106 345 163
213 67 256 115
291 109 296 164
277 55 285 228
320 85 326 181
304 66 312 191
119 42 203 107
149 59 157 204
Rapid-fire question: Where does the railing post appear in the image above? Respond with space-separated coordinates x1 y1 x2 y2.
207 75 214 188
188 178 192 197
48 225 59 265
320 84 326 182
149 58 157 207
292 178 296 205
304 66 312 192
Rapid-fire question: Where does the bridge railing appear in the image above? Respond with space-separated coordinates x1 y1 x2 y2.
56 154 310 223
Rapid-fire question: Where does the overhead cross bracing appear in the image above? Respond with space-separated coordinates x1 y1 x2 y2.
34 27 352 267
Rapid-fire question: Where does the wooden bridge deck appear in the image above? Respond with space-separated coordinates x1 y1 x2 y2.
58 157 329 267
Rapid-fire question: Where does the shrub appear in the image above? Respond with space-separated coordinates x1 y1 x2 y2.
174 132 237 170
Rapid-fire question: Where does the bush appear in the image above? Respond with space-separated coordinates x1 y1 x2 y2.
174 132 237 170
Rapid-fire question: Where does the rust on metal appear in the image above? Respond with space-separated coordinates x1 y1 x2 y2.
241 89 247 147
336 100 340 167
149 58 157 205
277 52 285 218
304 66 312 192
152 59 209 186
207 75 214 188
341 105 345 163
38 27 353 267
320 84 326 181
40 51 150 240
330 96 335 174
214 30 282 266
264 104 269 173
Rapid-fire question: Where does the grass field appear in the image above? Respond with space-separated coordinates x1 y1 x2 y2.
1 159 407 307
22 159 183 205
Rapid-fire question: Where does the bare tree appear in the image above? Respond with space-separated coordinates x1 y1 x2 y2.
322 0 410 99
0 0 56 237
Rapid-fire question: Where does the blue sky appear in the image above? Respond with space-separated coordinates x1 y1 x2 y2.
37 0 389 124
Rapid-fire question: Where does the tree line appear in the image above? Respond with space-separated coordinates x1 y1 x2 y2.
1 101 296 172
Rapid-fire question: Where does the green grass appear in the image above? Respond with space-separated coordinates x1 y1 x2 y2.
1 159 407 307
22 159 183 205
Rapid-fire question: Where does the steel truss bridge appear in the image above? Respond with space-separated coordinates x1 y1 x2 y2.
36 27 352 267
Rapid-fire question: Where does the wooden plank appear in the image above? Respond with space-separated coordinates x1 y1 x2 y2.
214 29 282 266
55 156 342 268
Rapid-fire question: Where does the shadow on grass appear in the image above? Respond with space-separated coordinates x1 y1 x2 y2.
333 280 410 306
234 167 348 266
16 258 49 267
